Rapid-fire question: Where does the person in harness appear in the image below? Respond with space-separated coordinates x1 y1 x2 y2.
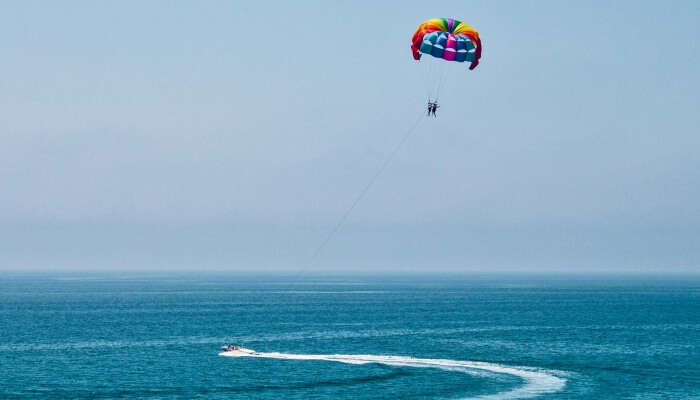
431 101 440 117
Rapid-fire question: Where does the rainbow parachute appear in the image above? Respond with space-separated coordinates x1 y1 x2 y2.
411 18 482 70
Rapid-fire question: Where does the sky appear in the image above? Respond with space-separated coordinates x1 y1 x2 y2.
1 1 699 273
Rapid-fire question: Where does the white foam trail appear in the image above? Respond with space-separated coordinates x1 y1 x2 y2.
220 351 566 399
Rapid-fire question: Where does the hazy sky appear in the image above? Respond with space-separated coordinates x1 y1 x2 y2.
1 1 699 273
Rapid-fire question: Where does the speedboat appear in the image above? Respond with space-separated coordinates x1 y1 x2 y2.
220 344 255 354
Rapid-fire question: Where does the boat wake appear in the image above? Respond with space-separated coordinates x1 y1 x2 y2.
219 350 566 399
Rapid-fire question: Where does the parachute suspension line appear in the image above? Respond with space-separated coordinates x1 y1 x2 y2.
422 58 437 101
429 62 440 101
305 112 426 271
421 58 446 103
434 62 450 102
422 59 450 103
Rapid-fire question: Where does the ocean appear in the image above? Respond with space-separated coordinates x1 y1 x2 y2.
1 273 698 399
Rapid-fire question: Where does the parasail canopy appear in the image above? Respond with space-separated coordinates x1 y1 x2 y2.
411 18 482 70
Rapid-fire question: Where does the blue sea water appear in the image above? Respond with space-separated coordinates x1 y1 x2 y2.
1 273 698 399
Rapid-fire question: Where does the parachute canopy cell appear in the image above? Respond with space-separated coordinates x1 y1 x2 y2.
411 18 482 70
